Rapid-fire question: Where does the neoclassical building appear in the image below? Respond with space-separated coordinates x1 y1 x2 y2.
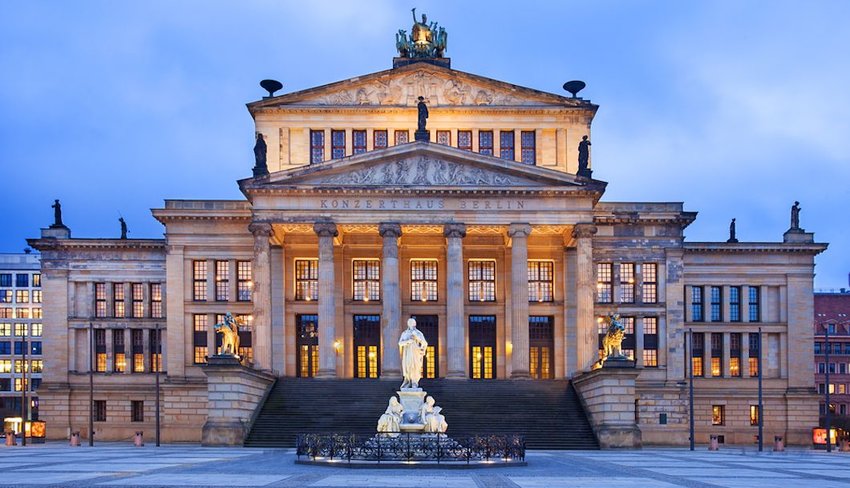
30 30 827 446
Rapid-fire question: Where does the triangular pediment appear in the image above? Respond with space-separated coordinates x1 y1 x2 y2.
249 63 591 109
241 142 606 194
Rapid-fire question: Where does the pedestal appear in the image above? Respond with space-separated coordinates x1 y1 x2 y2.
397 390 427 431
573 367 642 448
414 130 430 142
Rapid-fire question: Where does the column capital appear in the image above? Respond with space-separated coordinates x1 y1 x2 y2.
248 222 273 237
508 223 532 238
313 221 338 237
378 223 402 238
572 223 598 239
443 223 467 239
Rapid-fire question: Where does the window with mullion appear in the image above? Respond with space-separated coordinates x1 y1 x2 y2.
215 260 230 301
394 130 409 145
237 261 252 302
410 260 438 302
619 263 635 303
527 261 553 302
113 283 125 318
310 130 325 163
458 130 472 151
331 130 345 159
373 130 388 149
499 130 515 160
352 130 367 154
748 286 760 322
520 131 536 164
596 263 613 303
95 283 107 318
478 130 493 156
642 317 658 367
192 261 207 301
295 259 319 301
468 260 496 302
436 130 451 146
150 283 162 318
729 286 741 322
353 259 381 302
131 283 144 318
710 286 722 322
691 286 704 322
641 263 657 303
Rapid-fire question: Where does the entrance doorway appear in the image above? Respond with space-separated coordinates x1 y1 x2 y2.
529 316 554 379
296 314 318 378
411 315 438 379
354 315 381 378
469 315 496 379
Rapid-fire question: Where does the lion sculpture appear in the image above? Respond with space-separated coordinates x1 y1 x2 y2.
214 312 241 358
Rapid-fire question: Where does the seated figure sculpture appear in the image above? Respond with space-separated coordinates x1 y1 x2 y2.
419 396 448 433
377 397 404 435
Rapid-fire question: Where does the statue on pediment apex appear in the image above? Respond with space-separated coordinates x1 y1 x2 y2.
395 9 447 59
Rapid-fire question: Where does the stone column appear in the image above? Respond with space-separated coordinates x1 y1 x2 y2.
313 222 338 378
249 222 273 371
509 223 532 379
573 223 598 373
379 223 403 378
444 223 467 379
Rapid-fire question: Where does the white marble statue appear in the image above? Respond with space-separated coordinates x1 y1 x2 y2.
377 397 404 434
419 396 448 433
398 317 428 390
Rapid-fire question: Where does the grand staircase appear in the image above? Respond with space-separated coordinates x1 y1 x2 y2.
245 378 599 449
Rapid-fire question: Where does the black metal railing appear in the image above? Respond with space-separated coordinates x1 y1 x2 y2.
295 433 525 464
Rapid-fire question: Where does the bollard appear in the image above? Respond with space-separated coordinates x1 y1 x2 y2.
840 437 850 452
70 431 80 447
5 431 16 447
773 436 784 452
134 431 144 447
709 434 719 451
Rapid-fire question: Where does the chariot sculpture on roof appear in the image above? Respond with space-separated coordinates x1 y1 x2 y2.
396 8 447 59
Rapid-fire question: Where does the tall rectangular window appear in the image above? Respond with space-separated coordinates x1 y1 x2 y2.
237 261 252 301
596 263 613 303
520 131 536 164
528 261 554 302
352 259 380 302
295 259 319 301
352 130 367 154
710 286 722 322
641 263 657 303
150 283 163 318
394 130 409 145
620 317 635 360
468 260 496 302
478 130 493 156
0 274 10 287
132 329 144 372
619 263 635 303
436 130 451 146
712 405 725 425
113 283 125 318
711 332 723 377
310 130 325 163
236 314 254 363
691 332 704 377
95 329 107 372
729 286 741 322
331 130 345 159
749 405 760 426
16 274 28 288
113 330 126 373
215 260 229 301
410 260 438 302
193 261 207 301
193 314 208 364
643 317 658 367
499 130 515 160
132 283 144 318
373 130 388 150
131 401 144 422
95 283 107 318
458 130 472 151
0 290 10 303
32 273 41 287
748 286 760 322
94 400 106 422
691 286 704 322
730 332 742 377
749 332 760 377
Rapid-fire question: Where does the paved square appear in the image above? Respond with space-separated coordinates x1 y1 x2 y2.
0 444 848 487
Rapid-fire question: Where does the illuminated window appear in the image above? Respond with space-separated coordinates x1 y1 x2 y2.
458 130 472 151
0 323 9 336
749 332 760 377
0 290 10 303
14 323 27 336
729 286 741 322
641 263 657 303
193 261 207 301
643 349 658 367
95 283 107 317
32 273 40 287
236 314 254 362
712 405 725 425
748 287 760 322
643 317 658 368
331 130 345 159
528 261 554 302
0 308 10 319
691 286 704 321
132 329 144 372
14 378 29 392
15 308 29 319
215 261 229 301
394 130 409 145
352 260 380 302
410 260 438 302
95 329 106 372
15 290 29 303
310 130 325 163
131 283 144 318
32 308 41 319
520 131 536 164
0 360 10 373
499 130 515 160
619 263 635 303
749 405 760 426
373 130 388 150
193 314 208 365
691 332 704 377
353 130 367 154
131 401 144 422
295 259 319 301
237 261 252 301
94 400 106 422
31 290 42 304
31 359 43 373
711 333 723 377
436 130 450 146
468 260 496 302
150 283 162 318
596 263 613 303
113 283 125 318
478 130 493 156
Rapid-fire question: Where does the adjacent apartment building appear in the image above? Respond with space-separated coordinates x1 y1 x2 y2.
815 287 850 423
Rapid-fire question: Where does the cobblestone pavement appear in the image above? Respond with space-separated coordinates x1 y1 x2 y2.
0 444 848 487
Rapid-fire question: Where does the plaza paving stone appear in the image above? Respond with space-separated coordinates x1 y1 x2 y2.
0 444 847 487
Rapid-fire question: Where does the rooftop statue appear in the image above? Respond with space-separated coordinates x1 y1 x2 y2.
395 9 447 59
119 217 128 240
50 199 66 228
577 135 592 178
253 133 268 177
790 201 802 231
727 218 738 243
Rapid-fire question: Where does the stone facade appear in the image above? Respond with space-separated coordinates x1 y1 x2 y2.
28 54 827 446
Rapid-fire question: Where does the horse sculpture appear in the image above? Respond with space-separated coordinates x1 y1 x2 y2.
214 312 241 358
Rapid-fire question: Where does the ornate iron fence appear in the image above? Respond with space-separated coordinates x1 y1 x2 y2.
295 433 525 464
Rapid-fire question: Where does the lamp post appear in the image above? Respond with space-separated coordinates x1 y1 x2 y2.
757 327 763 452
824 322 831 453
155 322 161 447
688 328 694 451
20 325 27 446
88 321 94 447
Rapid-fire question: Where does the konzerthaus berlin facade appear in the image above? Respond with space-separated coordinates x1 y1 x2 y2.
29 43 827 446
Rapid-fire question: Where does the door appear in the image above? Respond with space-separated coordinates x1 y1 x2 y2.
354 315 381 378
412 315 438 379
296 314 319 378
469 315 496 379
529 316 554 379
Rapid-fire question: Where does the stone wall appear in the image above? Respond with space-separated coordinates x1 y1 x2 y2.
573 367 641 448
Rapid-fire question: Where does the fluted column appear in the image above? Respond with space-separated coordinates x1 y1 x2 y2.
573 223 598 373
314 221 338 378
509 223 532 379
379 223 403 378
444 223 467 379
249 222 273 371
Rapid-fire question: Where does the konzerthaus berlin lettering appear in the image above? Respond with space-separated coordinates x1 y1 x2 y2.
29 20 827 448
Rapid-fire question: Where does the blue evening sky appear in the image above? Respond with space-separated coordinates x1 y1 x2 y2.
1 1 848 288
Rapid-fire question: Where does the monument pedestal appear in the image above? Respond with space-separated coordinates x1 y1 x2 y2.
414 130 430 142
398 390 427 431
573 367 642 448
